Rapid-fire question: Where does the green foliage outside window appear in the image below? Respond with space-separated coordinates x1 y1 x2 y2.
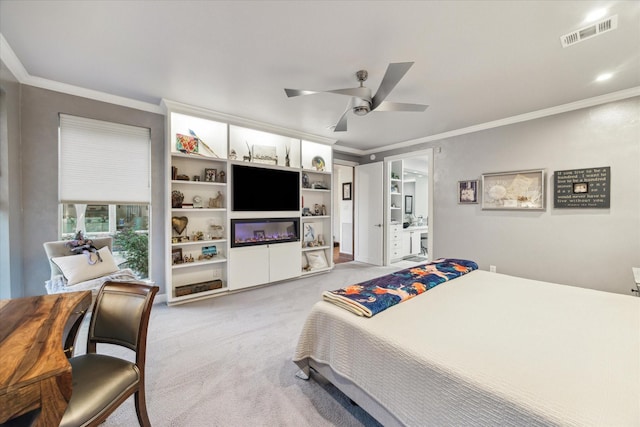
113 228 149 279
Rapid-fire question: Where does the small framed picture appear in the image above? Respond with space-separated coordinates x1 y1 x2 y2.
458 180 479 204
171 247 183 265
204 168 217 182
342 182 352 200
202 246 217 257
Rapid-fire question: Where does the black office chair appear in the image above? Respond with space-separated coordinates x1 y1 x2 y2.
60 281 159 427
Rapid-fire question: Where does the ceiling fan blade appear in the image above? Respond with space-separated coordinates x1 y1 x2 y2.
374 101 429 112
333 99 354 132
285 87 371 100
326 87 371 100
284 89 321 97
334 111 348 132
371 62 414 110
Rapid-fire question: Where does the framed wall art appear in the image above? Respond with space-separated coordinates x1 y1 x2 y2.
404 195 413 213
553 166 610 209
458 180 479 204
342 182 352 200
481 169 545 210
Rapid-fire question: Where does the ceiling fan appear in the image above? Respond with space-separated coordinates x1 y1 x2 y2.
284 62 428 132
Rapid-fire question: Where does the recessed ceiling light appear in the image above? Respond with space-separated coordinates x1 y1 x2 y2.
585 8 607 23
596 72 613 82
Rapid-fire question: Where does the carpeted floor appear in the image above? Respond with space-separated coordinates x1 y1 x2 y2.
78 260 418 426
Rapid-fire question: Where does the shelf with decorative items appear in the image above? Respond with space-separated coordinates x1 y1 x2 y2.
386 160 405 265
300 184 332 274
169 191 228 303
166 104 229 305
229 125 301 169
301 140 332 173
300 140 333 275
389 160 404 225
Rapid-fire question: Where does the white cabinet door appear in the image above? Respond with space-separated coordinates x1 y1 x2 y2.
402 230 422 256
388 224 402 262
229 245 269 290
411 231 422 255
402 231 411 256
269 242 301 282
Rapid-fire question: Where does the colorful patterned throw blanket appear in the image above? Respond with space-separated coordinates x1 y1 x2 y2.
323 258 478 317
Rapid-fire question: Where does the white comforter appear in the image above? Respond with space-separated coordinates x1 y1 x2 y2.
294 270 640 426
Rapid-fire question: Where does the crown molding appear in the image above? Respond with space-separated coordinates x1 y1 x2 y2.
0 33 29 82
330 144 366 155
28 75 164 114
334 86 640 156
1 32 163 114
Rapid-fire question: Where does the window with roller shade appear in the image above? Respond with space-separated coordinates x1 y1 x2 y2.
58 114 151 277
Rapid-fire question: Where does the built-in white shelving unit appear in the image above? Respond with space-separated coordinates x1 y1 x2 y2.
301 163 333 275
387 160 404 263
163 100 333 305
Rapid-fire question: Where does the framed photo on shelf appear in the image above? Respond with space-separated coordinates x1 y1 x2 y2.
204 168 217 182
202 246 217 257
458 180 479 204
342 182 352 200
481 169 545 210
171 247 183 265
303 223 316 244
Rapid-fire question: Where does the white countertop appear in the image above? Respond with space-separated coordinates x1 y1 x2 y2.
404 225 428 231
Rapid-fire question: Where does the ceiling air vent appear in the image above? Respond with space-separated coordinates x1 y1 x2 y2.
560 15 618 48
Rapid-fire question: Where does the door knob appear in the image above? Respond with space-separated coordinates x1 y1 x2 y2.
374 224 383 227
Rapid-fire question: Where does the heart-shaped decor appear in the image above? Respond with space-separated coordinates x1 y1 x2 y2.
172 216 188 235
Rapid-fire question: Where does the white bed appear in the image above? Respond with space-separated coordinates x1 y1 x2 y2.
294 270 640 426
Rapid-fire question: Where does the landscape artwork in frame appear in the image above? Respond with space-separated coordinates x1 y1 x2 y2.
481 169 545 210
458 180 479 204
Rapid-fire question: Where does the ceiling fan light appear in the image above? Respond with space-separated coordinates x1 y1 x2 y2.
353 105 370 116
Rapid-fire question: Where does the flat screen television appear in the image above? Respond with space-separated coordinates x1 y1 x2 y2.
232 164 300 211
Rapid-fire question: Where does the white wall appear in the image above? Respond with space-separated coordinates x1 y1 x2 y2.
433 97 640 295
363 96 639 295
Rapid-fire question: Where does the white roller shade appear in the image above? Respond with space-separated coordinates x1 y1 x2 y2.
59 114 151 203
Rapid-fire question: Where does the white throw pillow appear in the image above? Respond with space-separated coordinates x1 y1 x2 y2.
306 250 328 270
51 246 119 286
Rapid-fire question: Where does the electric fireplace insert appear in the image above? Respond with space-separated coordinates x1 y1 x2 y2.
231 217 300 248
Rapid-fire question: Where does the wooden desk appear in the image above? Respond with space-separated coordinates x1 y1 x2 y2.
0 291 92 426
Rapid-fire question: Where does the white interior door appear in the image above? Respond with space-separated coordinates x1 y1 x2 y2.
355 162 384 265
